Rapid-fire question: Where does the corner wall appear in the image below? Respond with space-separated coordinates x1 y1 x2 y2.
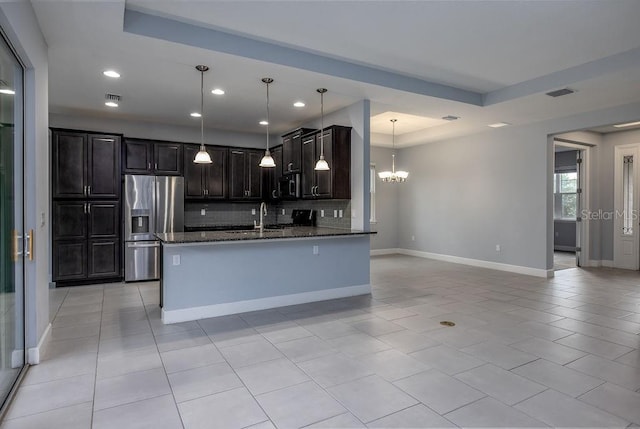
370 146 399 250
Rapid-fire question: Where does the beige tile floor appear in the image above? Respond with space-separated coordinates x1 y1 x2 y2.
2 255 640 428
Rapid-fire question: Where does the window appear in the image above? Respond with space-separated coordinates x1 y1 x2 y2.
370 163 376 223
554 172 577 220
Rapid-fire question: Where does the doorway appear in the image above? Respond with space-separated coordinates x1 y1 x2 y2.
553 141 588 270
0 30 26 414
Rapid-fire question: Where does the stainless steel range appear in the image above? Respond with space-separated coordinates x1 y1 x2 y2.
123 175 184 281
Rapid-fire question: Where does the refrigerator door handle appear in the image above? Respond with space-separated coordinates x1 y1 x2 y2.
127 242 160 248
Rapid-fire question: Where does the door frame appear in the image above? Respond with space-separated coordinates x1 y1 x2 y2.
553 139 591 267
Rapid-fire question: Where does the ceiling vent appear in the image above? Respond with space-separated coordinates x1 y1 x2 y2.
442 115 460 121
105 93 121 102
546 88 576 98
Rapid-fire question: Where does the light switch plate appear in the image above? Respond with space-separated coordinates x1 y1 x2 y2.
313 245 319 255
252 209 256 215
282 209 285 215
334 210 338 217
339 210 343 218
320 209 325 217
172 255 181 266
200 209 206 216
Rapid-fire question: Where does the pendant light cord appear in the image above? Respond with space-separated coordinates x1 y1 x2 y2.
200 68 204 150
320 90 324 157
266 81 270 152
391 119 397 174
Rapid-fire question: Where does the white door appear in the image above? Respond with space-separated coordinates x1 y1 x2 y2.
614 145 639 269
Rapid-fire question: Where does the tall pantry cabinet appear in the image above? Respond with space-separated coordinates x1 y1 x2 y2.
51 129 122 284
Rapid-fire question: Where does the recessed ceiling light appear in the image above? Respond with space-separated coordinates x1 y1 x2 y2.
190 112 202 118
105 101 118 107
103 70 120 78
488 122 511 128
211 88 225 95
293 101 305 108
0 88 15 95
613 121 640 128
442 115 460 121
259 120 269 125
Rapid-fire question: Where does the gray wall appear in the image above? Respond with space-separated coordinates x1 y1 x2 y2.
393 102 640 271
0 2 50 351
554 221 576 250
370 146 399 250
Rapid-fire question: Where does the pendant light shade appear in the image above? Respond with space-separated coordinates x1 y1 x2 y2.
315 88 330 171
259 78 276 168
378 119 409 182
193 65 212 164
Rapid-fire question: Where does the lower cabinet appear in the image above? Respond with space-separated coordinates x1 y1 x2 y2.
52 200 121 283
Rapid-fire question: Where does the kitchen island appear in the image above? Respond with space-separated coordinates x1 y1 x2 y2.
156 227 373 323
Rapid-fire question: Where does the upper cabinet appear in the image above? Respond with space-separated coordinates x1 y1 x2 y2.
123 138 183 176
52 130 121 199
183 144 228 199
229 148 263 200
262 145 283 201
282 128 316 175
301 125 351 200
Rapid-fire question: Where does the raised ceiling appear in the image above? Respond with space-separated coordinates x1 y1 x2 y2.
32 0 640 147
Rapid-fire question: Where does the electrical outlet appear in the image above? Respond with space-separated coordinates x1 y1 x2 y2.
496 244 501 252
321 209 325 217
200 209 206 216
334 210 338 217
172 255 181 266
313 245 319 255
411 235 415 241
282 209 285 215
339 210 343 218
252 209 256 215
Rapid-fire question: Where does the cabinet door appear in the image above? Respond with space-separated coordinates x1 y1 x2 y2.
88 239 120 278
52 131 86 199
53 201 87 240
88 135 120 198
265 146 282 200
203 147 227 199
183 145 205 198
154 142 183 175
53 241 87 281
229 150 247 199
88 202 119 239
282 134 295 173
315 130 333 198
123 139 152 174
301 134 316 198
247 150 263 199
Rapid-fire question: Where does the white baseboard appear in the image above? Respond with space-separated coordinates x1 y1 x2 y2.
398 249 553 278
27 323 51 365
602 260 614 268
370 248 402 256
162 284 372 324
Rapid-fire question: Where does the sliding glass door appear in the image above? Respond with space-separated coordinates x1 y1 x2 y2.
0 31 25 412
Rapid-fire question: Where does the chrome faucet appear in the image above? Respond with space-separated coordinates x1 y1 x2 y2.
254 202 267 232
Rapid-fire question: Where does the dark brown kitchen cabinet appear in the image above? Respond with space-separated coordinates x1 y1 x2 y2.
52 201 120 282
229 148 263 200
263 145 282 201
282 128 316 174
301 125 351 199
183 144 228 199
123 138 183 175
52 130 121 199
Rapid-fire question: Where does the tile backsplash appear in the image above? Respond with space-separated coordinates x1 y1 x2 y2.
185 200 351 229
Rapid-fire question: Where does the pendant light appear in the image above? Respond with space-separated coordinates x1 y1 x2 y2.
193 65 212 164
259 78 276 168
378 119 409 182
314 88 330 171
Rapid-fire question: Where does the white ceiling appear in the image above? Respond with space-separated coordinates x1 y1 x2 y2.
32 0 640 147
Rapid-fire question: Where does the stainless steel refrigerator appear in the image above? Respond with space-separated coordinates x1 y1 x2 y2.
124 175 184 282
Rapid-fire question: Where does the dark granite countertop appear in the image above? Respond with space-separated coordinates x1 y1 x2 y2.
156 226 374 244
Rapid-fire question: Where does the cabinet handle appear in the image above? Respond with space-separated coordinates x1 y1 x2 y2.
83 185 87 196
94 138 114 142
87 203 91 214
288 162 293 171
87 185 91 195
12 230 22 261
272 190 277 198
148 162 151 170
205 189 208 196
155 163 158 170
